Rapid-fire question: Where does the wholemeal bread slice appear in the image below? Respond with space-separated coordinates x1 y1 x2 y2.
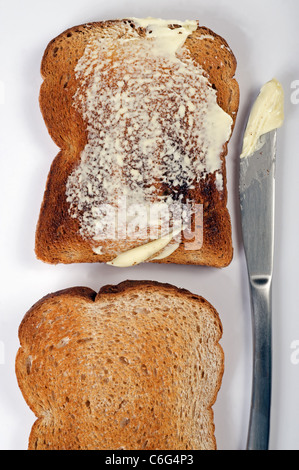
16 280 224 450
35 18 239 267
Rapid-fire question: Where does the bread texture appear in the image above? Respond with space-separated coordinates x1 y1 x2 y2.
16 280 224 450
35 18 239 267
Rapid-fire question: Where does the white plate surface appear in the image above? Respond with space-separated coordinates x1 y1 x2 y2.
0 0 299 450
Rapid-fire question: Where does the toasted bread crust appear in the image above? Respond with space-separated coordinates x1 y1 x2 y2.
35 20 239 267
16 280 224 450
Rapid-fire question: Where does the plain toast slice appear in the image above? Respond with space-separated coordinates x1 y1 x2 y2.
16 280 224 450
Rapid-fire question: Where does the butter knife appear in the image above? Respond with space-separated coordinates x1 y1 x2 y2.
239 79 284 450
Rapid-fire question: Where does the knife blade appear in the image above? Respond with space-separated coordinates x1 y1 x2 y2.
240 130 276 450
239 79 284 450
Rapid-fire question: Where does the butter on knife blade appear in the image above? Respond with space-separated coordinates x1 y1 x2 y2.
240 78 284 159
239 78 284 450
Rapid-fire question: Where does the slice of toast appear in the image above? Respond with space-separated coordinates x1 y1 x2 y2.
35 18 239 267
15 280 224 450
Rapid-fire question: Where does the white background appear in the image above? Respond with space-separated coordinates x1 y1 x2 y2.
0 0 299 451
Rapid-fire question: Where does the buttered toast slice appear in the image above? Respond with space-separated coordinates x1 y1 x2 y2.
16 280 224 450
35 18 239 267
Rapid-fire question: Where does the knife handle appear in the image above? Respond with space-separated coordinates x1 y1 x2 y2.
247 276 272 451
